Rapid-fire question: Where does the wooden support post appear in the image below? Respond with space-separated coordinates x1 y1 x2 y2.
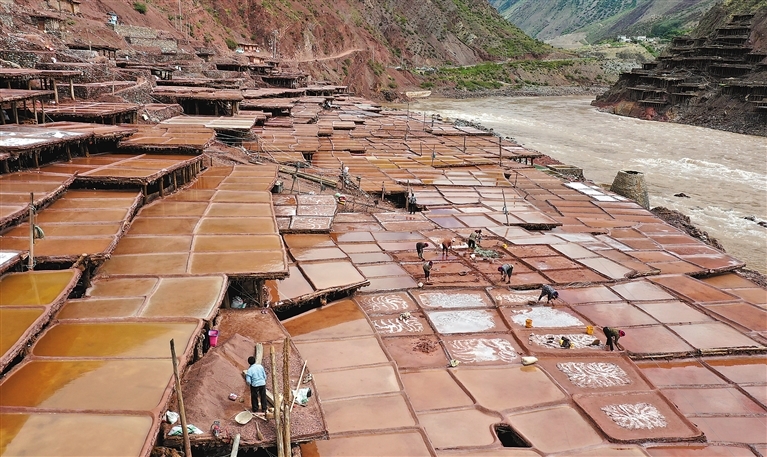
159 178 165 197
66 145 71 161
0 105 5 125
502 188 510 226
282 338 291 456
32 98 38 124
40 102 45 125
69 78 75 101
52 79 59 104
173 171 178 190
230 434 240 457
271 345 284 457
142 184 148 204
11 101 17 124
498 136 502 167
290 361 307 413
34 152 39 169
170 339 192 457
28 193 34 271
255 343 263 365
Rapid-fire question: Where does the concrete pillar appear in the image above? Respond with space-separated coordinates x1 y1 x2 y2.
610 170 650 209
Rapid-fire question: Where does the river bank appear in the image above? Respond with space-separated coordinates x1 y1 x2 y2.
429 84 608 100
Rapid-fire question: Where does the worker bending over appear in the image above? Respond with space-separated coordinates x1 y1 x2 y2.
603 327 626 351
538 284 559 302
498 264 514 283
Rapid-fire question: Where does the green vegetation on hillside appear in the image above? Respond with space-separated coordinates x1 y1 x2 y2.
133 2 147 14
724 0 767 13
423 59 593 91
490 0 717 44
449 0 552 58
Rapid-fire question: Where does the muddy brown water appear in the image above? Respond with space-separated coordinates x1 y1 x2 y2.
411 96 767 274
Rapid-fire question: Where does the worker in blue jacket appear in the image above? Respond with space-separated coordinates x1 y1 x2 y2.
245 356 267 413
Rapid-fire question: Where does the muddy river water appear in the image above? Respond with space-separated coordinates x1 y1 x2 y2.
411 96 767 274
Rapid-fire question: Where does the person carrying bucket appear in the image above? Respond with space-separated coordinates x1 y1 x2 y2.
245 356 267 413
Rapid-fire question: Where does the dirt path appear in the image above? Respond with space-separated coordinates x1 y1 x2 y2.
285 48 364 62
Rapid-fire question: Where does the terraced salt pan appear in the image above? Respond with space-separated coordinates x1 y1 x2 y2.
529 333 604 349
428 310 496 333
510 307 584 328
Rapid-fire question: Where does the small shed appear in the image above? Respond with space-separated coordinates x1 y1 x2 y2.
30 12 63 33
47 0 80 14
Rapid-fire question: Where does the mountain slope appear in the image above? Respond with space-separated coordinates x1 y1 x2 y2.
490 0 717 43
6 0 552 97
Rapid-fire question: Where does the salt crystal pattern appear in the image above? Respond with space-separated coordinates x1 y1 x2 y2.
359 294 410 313
448 338 518 363
372 317 424 334
556 362 631 388
601 403 668 430
510 307 584 328
529 333 604 349
429 310 495 334
418 292 487 309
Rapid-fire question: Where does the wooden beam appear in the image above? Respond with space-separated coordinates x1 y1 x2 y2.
271 345 284 457
255 343 263 365
170 339 193 457
282 338 291 457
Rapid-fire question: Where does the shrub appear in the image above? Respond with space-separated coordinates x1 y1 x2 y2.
225 38 238 50
133 2 147 14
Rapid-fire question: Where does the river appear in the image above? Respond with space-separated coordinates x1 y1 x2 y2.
411 95 767 274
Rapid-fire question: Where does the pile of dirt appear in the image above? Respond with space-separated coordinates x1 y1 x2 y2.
413 337 439 353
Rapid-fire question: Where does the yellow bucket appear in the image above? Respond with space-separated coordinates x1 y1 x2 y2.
525 319 533 328
586 325 594 335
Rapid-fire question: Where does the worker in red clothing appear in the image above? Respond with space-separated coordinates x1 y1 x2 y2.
603 327 626 351
441 238 453 257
